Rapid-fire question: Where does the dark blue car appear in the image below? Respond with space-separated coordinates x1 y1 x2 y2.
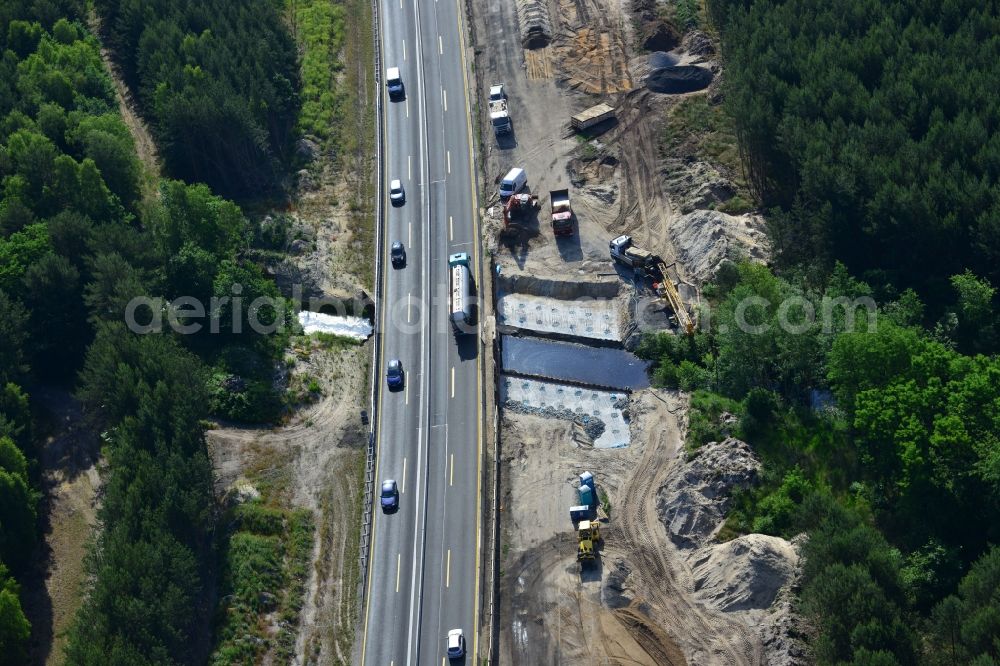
380 479 399 513
386 359 404 390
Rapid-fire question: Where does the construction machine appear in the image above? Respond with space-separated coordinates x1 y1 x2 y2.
609 235 695 335
576 519 600 569
577 519 601 543
500 192 538 235
577 539 596 567
652 260 695 335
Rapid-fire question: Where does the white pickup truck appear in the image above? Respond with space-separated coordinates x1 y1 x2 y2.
488 84 512 136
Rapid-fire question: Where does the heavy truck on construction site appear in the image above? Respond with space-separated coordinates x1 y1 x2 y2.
550 188 574 236
609 234 657 269
488 84 512 136
610 235 695 335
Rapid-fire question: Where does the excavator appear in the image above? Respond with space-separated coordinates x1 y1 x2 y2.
500 192 539 235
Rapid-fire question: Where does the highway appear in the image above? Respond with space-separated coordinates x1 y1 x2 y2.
360 0 482 661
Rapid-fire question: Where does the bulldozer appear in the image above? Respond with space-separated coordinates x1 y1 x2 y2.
578 519 601 543
577 538 595 567
576 519 600 569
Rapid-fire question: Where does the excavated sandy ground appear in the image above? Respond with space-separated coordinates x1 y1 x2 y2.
498 391 780 665
470 0 784 660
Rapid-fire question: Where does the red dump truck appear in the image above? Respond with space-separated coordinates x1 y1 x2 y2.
550 188 573 236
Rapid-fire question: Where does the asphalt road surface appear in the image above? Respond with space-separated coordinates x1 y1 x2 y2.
360 0 482 662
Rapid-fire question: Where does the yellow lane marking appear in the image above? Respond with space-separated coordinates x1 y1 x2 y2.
454 0 486 658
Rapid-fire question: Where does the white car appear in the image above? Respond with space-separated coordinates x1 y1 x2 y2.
446 628 465 659
389 179 405 206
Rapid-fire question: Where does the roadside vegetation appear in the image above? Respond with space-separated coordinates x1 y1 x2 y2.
639 261 1000 664
660 94 753 213
639 0 1000 661
287 0 346 148
211 499 314 664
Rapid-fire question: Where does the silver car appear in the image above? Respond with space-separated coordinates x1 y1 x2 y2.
389 179 405 206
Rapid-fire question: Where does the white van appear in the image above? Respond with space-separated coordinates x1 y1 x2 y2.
499 167 526 198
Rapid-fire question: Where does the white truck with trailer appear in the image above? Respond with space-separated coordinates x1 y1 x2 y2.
449 253 474 333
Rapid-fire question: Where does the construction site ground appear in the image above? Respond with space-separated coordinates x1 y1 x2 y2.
474 0 675 281
468 0 785 661
500 391 775 664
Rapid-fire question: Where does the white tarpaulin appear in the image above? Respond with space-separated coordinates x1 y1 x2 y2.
298 311 373 340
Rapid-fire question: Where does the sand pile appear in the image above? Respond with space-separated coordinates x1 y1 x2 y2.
657 437 760 548
670 210 770 284
656 438 808 665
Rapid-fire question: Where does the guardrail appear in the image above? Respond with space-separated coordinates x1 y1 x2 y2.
360 0 386 602
485 257 502 665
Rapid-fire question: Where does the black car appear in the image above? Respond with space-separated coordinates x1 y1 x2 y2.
391 241 406 268
380 479 399 513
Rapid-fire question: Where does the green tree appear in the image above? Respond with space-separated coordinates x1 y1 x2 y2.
65 113 140 209
0 435 36 569
0 222 50 294
211 259 282 336
949 271 997 353
0 383 31 454
155 180 248 259
22 251 87 378
929 547 1000 663
0 291 28 383
0 562 30 666
83 252 146 324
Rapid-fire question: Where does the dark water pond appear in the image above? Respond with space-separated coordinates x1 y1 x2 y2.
501 336 650 390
